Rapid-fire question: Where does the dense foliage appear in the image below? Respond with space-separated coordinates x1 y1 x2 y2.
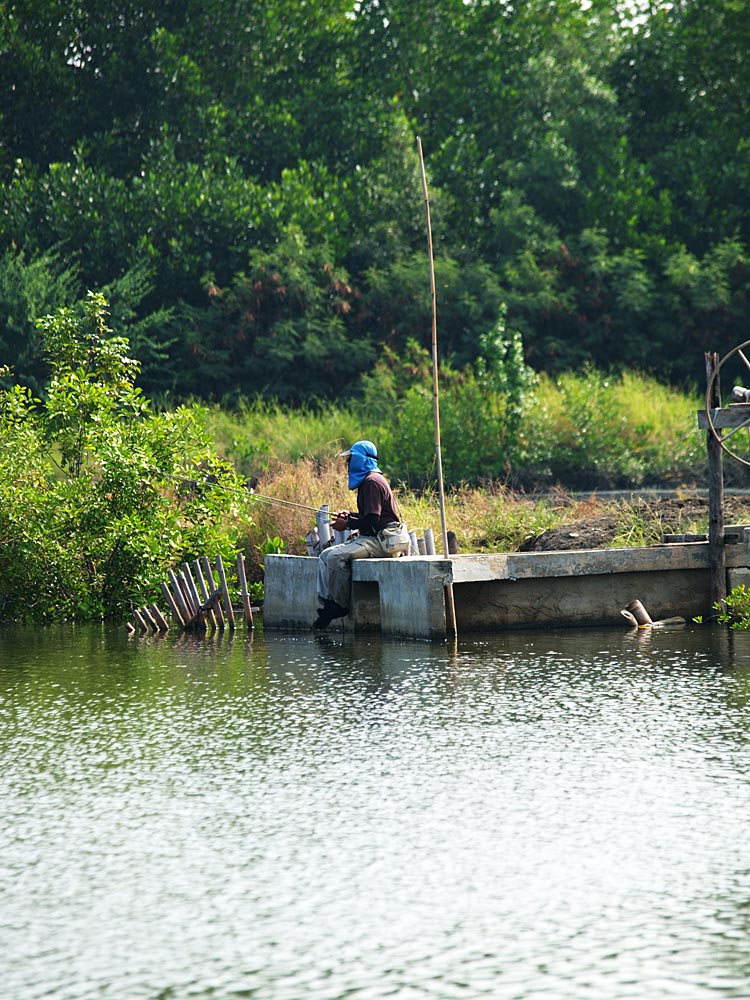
0 294 247 622
2 0 750 404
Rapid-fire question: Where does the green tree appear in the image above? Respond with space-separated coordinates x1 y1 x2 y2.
0 292 247 622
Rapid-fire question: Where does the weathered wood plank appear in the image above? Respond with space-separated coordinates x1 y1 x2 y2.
161 580 185 626
697 405 750 430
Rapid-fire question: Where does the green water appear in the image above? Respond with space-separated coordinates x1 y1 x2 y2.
2 621 750 1000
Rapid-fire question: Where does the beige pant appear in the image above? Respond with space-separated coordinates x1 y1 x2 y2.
316 524 409 610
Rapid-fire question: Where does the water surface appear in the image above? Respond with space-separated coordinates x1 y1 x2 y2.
2 622 750 999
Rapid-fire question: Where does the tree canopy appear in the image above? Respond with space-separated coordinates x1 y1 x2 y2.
1 0 749 401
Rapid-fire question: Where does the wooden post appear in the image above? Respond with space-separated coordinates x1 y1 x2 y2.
161 580 185 626
133 608 149 632
706 351 726 611
202 556 225 627
168 568 193 625
215 554 236 629
150 604 169 632
193 558 218 628
236 552 254 627
177 570 200 626
181 562 203 619
139 606 159 631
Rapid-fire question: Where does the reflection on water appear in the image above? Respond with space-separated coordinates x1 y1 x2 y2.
2 622 750 999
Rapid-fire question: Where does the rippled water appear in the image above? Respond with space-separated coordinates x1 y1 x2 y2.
2 622 750 1000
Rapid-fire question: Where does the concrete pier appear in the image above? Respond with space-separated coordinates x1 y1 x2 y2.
263 536 750 639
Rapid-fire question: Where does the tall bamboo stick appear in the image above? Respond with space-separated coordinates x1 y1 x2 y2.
417 135 457 638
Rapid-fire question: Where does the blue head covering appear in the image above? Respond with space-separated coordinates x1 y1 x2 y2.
343 440 380 490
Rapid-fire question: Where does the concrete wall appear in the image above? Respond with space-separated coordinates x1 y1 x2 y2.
263 540 750 639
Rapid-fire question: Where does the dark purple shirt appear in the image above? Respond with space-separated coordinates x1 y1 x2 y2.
347 471 400 536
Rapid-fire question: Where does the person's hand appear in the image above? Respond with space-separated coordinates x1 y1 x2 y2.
332 510 349 531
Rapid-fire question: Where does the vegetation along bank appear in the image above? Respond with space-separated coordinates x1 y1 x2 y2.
2 299 746 625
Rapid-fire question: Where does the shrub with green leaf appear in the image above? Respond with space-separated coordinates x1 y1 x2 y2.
360 312 536 487
0 293 249 623
712 585 750 631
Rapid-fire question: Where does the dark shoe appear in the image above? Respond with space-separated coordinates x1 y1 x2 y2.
312 599 348 629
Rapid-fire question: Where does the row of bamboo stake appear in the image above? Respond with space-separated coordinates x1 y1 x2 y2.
128 554 254 634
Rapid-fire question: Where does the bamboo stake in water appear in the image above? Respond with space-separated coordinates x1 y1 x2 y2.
215 554 236 629
161 580 185 626
201 556 225 628
236 552 254 627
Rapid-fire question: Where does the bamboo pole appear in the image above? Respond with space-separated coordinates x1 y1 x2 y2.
201 556 225 627
161 580 185 626
417 135 457 638
215 554 236 629
236 552 254 627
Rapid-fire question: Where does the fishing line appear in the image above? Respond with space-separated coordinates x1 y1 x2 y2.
158 470 329 515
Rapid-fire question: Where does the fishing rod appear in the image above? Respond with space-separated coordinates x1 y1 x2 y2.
248 491 326 514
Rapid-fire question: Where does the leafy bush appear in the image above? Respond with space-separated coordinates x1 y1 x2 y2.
0 293 249 623
713 585 750 630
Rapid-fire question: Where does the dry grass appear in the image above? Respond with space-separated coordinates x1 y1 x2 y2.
239 460 617 579
239 453 351 579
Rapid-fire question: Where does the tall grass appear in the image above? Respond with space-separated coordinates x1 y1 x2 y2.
521 370 704 488
608 372 705 484
202 399 363 479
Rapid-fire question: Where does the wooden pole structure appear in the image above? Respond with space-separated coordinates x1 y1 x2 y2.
181 563 204 622
149 604 170 631
161 580 185 626
236 552 254 627
417 135 457 638
705 351 726 612
201 556 225 627
168 568 192 624
215 554 236 629
193 558 218 628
